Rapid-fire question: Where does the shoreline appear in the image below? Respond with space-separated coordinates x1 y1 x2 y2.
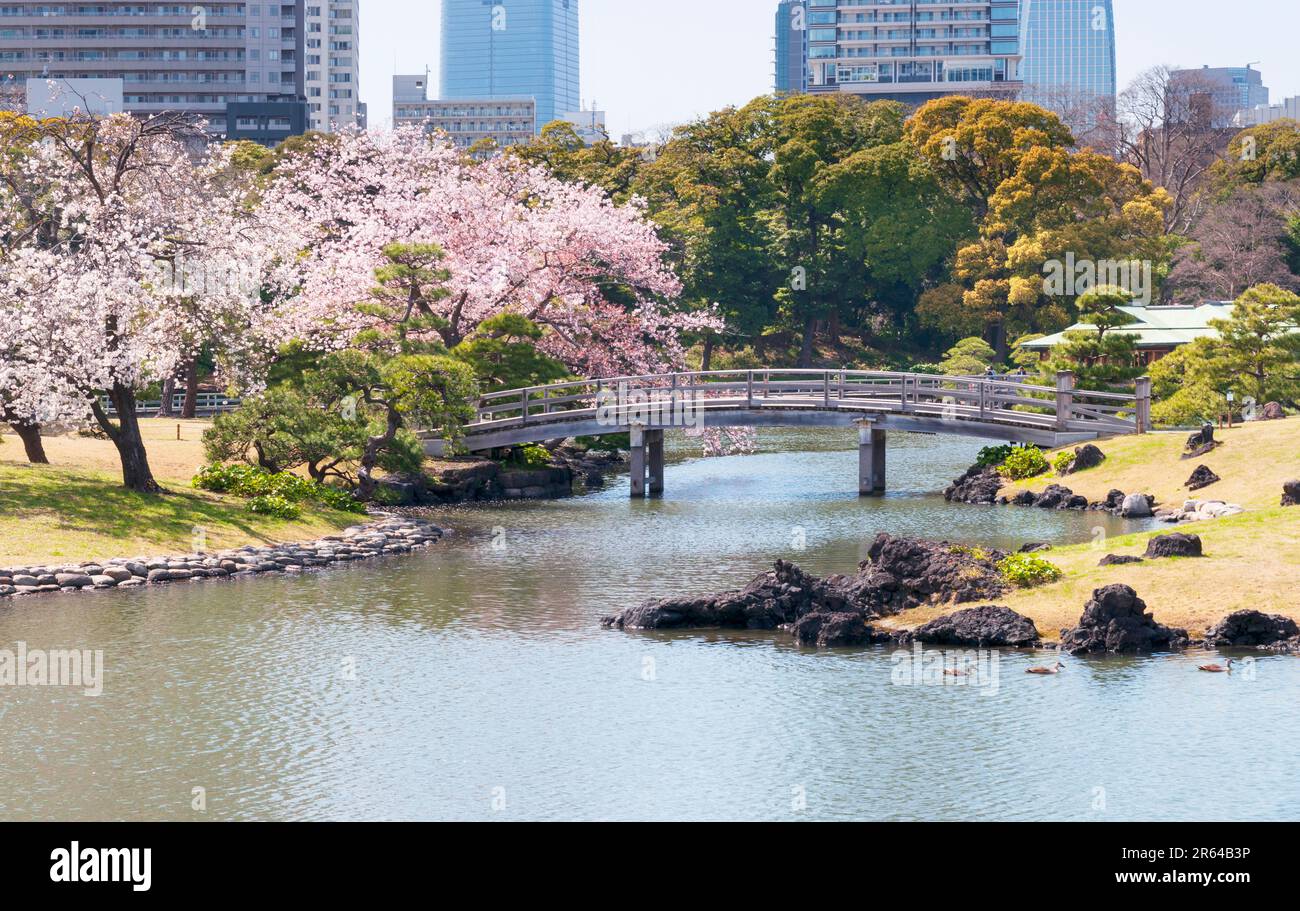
0 516 443 604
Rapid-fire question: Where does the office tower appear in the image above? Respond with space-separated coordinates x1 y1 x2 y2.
1234 95 1300 128
804 0 1023 104
775 1 807 94
0 1 320 143
1019 0 1117 130
1171 66 1269 128
305 1 365 132
393 74 536 150
440 0 579 133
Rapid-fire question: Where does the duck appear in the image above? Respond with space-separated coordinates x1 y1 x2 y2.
944 666 974 678
1198 658 1234 674
1026 661 1065 675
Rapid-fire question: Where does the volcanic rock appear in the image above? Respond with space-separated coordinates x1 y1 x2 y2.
908 605 1040 648
1185 464 1221 491
1203 610 1300 649
1144 533 1203 559
1060 584 1189 655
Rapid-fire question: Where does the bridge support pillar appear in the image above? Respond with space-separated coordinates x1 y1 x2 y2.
647 429 665 496
858 424 886 496
629 423 647 497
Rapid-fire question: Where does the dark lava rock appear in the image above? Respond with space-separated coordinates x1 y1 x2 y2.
1203 610 1300 648
1260 401 1285 421
602 535 1009 641
854 533 1008 615
1183 423 1219 460
1065 494 1090 510
1282 479 1300 507
1063 443 1107 474
1010 490 1038 506
909 605 1040 648
1099 554 1145 566
1019 543 1052 553
1144 533 1203 559
1060 584 1189 655
1185 464 1221 491
790 612 890 648
944 465 1003 505
1100 489 1127 511
601 560 852 631
1034 484 1075 509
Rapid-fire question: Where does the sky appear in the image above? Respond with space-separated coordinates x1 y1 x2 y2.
359 0 1300 135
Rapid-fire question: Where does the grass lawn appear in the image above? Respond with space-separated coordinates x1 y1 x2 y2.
884 418 1300 639
0 420 360 565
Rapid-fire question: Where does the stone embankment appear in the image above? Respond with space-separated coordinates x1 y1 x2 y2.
0 517 443 602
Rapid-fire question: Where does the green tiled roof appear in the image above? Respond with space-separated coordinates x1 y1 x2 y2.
1021 302 1237 350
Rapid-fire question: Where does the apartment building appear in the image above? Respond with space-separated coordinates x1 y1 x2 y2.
392 74 535 150
304 0 364 131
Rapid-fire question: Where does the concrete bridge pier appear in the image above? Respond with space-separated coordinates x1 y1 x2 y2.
858 422 886 496
629 424 665 497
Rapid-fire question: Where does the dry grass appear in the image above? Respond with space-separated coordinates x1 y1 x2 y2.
0 420 358 565
1003 419 1300 511
884 419 1300 638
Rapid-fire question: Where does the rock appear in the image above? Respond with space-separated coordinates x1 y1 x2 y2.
1010 490 1038 506
1065 494 1089 510
1120 493 1153 518
1282 480 1300 507
54 573 93 589
11 574 38 587
1063 443 1106 474
1034 484 1075 509
1019 543 1052 553
944 465 1003 505
1144 533 1203 559
1185 465 1221 491
1101 489 1127 511
602 560 849 631
853 534 1008 614
1060 584 1189 655
90 575 118 588
1204 610 1300 648
790 612 888 648
1259 401 1285 421
1183 423 1218 460
1099 554 1144 566
101 567 134 583
0 585 15 598
909 605 1040 647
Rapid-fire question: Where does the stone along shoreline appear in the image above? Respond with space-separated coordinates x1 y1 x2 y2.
0 516 444 601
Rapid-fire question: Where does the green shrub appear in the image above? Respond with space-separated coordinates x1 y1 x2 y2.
193 464 365 514
998 553 1064 588
1053 451 1076 476
503 443 553 469
998 444 1050 480
975 444 1014 468
245 495 301 520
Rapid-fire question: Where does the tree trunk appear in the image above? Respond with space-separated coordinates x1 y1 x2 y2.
798 312 817 368
11 418 50 464
158 376 176 417
355 405 401 502
181 359 199 419
92 384 162 493
701 334 716 372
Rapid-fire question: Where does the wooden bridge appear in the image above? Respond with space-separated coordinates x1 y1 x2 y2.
423 369 1151 497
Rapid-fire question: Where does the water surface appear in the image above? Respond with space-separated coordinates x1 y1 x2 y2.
1 430 1295 821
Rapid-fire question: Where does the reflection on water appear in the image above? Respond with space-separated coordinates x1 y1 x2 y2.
1 429 1295 821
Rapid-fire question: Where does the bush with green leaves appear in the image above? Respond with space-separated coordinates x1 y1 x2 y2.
998 444 1050 480
998 553 1064 588
245 495 301 520
975 444 1014 468
504 443 554 469
1053 451 1076 476
192 464 365 514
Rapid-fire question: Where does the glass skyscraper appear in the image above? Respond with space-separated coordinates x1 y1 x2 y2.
440 0 580 133
1019 0 1117 121
774 1 807 94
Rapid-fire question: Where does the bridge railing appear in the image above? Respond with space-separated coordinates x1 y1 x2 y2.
467 369 1147 437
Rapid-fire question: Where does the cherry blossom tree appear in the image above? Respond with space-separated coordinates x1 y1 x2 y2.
0 113 274 491
259 128 714 379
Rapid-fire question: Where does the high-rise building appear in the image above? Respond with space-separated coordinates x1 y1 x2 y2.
393 74 536 150
439 0 579 133
774 1 807 94
1172 66 1268 128
802 1 1023 104
305 1 366 132
1019 0 1117 130
0 2 357 143
1234 95 1300 128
